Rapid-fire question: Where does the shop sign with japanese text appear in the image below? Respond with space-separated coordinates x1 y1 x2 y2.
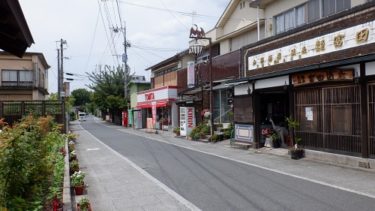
292 69 354 86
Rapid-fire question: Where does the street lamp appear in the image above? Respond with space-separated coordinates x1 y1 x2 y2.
189 25 213 137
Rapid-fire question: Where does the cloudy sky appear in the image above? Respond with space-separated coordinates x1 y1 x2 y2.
18 0 229 93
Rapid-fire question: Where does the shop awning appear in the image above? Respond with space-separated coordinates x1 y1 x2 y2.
212 83 228 90
136 100 170 109
180 84 211 95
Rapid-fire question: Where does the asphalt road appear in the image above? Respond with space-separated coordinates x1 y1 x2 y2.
80 119 375 211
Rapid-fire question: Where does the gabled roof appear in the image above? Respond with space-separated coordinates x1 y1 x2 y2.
215 0 240 28
0 0 34 57
146 49 189 71
215 0 275 28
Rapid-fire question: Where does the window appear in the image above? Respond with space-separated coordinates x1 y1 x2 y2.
296 5 306 26
19 70 32 82
284 9 295 31
308 0 350 22
275 4 306 34
276 14 285 34
2 70 17 82
323 0 335 17
1 70 33 86
308 0 320 22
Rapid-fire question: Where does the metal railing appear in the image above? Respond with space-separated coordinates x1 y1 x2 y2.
0 100 64 126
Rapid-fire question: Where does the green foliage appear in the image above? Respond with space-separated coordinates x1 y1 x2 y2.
78 197 90 211
67 132 78 141
71 88 91 107
271 131 280 141
173 127 180 134
0 116 65 210
87 65 133 112
71 171 85 187
189 123 210 140
223 124 234 139
190 123 210 140
70 160 79 173
70 111 77 121
48 93 58 100
286 117 300 129
210 134 221 143
286 117 303 148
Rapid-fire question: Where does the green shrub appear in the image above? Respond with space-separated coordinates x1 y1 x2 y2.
0 115 65 210
210 134 221 143
173 127 180 134
201 124 210 135
223 123 234 139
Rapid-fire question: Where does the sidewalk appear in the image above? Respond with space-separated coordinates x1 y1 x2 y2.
96 120 375 199
71 123 194 211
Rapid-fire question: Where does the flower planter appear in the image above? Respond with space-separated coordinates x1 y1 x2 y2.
77 203 92 211
290 149 305 160
52 198 63 211
74 185 85 195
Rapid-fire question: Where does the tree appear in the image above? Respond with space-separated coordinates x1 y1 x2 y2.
48 93 58 100
87 65 132 124
87 65 132 109
71 88 91 107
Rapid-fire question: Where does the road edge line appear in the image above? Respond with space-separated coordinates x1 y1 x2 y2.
112 125 375 200
77 124 201 211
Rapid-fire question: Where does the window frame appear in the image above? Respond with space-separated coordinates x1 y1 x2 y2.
274 3 307 35
1 69 33 87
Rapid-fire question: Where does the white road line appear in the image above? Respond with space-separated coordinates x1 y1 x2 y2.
77 124 201 211
91 122 375 200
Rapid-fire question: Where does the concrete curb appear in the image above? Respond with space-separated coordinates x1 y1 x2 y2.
134 125 375 172
63 138 72 211
304 149 375 172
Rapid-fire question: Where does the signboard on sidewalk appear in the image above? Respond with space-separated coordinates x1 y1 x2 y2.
180 107 195 137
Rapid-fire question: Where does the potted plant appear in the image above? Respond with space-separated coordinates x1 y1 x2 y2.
173 127 180 136
71 171 85 195
271 132 281 148
70 159 79 175
69 150 77 161
262 128 273 147
286 117 305 159
77 197 92 211
67 132 77 141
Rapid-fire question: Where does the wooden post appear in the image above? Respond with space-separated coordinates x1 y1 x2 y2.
360 63 369 158
288 77 295 146
253 90 261 148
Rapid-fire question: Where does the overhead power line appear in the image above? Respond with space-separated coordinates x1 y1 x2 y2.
118 0 256 22
131 44 183 52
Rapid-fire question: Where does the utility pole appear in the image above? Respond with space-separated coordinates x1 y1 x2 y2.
112 23 129 105
57 49 61 99
57 39 67 100
123 22 128 104
60 39 64 100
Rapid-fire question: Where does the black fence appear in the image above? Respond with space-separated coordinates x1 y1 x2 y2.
0 100 65 127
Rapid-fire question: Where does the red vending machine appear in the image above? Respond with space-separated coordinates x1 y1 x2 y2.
122 111 128 127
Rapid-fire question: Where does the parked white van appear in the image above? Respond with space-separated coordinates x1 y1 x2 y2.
78 112 86 121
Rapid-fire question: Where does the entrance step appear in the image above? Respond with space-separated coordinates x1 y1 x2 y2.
230 141 252 150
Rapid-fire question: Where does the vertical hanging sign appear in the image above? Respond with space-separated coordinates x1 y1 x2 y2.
151 102 157 127
187 61 195 88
